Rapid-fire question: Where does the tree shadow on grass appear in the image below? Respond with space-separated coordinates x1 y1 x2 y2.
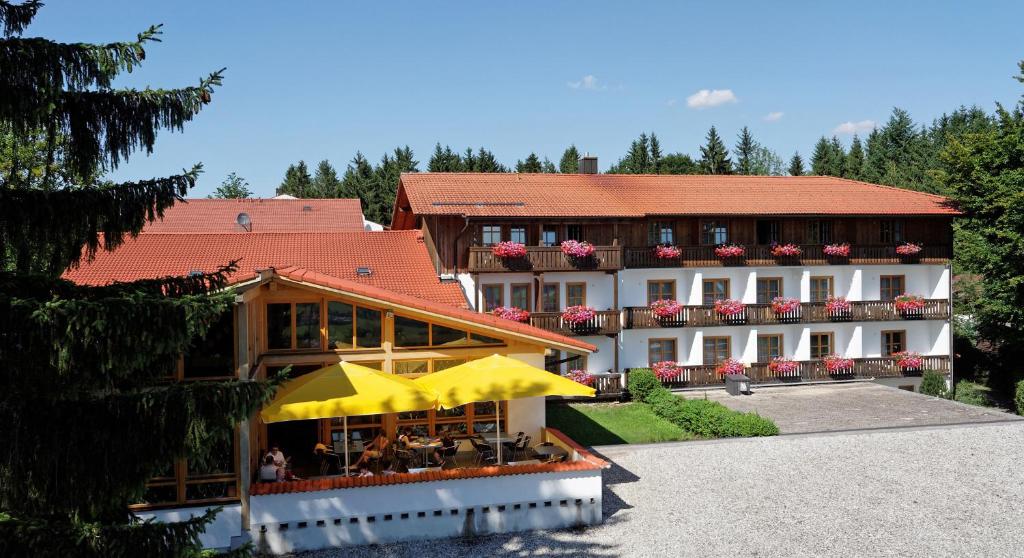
544 403 628 446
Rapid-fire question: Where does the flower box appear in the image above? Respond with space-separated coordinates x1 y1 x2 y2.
491 241 527 259
649 299 684 324
713 298 745 316
768 357 800 377
714 244 746 259
822 354 854 374
561 240 595 259
654 244 682 260
771 243 802 257
823 243 851 257
896 242 923 256
716 358 745 376
825 296 852 320
894 294 926 318
894 351 923 371
562 305 598 334
565 369 595 386
770 296 801 319
652 361 682 382
492 306 530 323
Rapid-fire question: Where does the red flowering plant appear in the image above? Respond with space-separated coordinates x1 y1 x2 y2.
822 354 854 373
561 305 596 325
823 243 851 257
649 299 683 319
716 358 745 376
565 369 595 386
893 294 927 313
770 297 800 315
492 241 527 258
894 351 924 370
652 361 682 382
492 306 530 323
896 242 923 256
654 244 681 259
771 243 802 257
561 240 595 259
825 296 851 314
768 357 800 376
713 298 745 316
714 243 746 258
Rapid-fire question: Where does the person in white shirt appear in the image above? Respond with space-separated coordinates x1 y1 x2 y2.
266 446 286 467
259 454 284 482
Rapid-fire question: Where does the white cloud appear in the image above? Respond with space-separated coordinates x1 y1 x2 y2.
567 75 604 90
685 89 737 109
763 111 784 122
833 119 876 135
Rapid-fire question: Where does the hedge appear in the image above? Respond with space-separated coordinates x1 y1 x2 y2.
953 380 992 407
1015 379 1024 416
627 368 779 438
919 370 948 398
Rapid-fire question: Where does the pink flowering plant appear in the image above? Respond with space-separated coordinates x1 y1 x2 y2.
825 296 851 314
768 357 800 376
713 298 745 316
566 369 595 386
896 242 923 255
894 351 924 370
652 361 682 382
822 354 855 373
771 243 802 257
491 241 527 258
894 294 927 312
560 240 595 259
649 299 683 319
716 358 745 376
771 297 800 314
714 243 746 258
561 305 596 325
654 244 681 259
823 243 851 257
492 306 530 323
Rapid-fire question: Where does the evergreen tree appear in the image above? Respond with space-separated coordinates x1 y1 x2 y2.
461 147 477 172
788 152 805 176
515 153 543 173
541 157 557 173
427 143 462 172
310 159 341 197
845 135 865 180
367 146 418 224
209 172 253 199
559 144 580 173
749 146 786 176
276 160 312 197
810 136 831 175
734 126 756 175
698 126 733 174
609 132 662 174
0 4 279 556
472 147 507 172
340 151 375 210
658 153 699 174
828 136 847 177
649 133 662 173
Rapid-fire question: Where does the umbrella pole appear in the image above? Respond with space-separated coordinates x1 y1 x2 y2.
495 400 501 464
344 416 350 472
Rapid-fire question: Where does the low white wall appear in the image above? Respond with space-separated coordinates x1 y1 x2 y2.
135 503 242 550
249 469 603 554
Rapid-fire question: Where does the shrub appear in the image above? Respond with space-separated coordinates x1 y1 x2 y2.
633 379 779 438
954 380 992 407
626 368 661 402
1015 379 1024 416
919 370 948 398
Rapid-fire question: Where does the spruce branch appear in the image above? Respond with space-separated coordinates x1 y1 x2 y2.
0 0 40 36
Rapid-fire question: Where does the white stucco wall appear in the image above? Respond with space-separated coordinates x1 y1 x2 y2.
460 271 615 312
506 352 547 441
135 503 243 550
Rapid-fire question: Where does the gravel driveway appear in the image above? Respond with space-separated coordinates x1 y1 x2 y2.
297 421 1024 557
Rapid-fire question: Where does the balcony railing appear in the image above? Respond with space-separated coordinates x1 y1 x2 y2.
468 246 623 273
623 299 950 329
641 355 950 388
623 244 953 268
528 310 621 337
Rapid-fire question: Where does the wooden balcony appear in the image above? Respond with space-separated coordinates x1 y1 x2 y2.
623 244 953 268
468 246 623 273
645 355 950 388
528 310 621 337
623 299 950 329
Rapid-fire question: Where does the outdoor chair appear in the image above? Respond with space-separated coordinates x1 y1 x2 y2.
471 439 497 466
502 431 525 456
512 435 531 461
393 448 416 472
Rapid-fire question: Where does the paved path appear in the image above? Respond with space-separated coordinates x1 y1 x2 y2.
301 421 1024 557
692 382 1020 433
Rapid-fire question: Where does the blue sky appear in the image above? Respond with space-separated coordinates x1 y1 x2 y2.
30 0 1024 197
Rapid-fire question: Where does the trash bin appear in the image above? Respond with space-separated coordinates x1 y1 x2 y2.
725 373 751 396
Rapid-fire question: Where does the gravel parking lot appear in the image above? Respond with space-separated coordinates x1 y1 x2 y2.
299 421 1024 558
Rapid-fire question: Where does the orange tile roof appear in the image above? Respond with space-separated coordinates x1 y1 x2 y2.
141 198 366 233
396 173 959 219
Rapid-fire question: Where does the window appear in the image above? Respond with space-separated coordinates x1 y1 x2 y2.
703 336 731 365
266 302 320 350
809 332 833 359
566 224 583 241
650 221 674 245
541 226 558 247
481 284 503 311
137 430 238 508
266 303 292 350
880 220 904 244
756 278 782 304
184 310 234 378
648 338 677 364
432 324 468 346
355 307 382 348
469 332 504 345
294 303 320 348
701 220 729 245
880 275 906 301
566 282 586 307
510 283 531 311
883 330 906 356
509 226 527 244
545 350 563 374
541 283 560 312
757 334 783 362
394 315 430 347
809 276 833 303
327 301 354 349
648 280 676 303
565 353 588 372
807 220 833 244
482 225 502 246
702 279 730 305
756 220 780 245
394 360 429 374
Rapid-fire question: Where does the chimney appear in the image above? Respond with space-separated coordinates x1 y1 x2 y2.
578 153 598 174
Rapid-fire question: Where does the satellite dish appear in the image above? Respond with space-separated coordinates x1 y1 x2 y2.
236 212 252 232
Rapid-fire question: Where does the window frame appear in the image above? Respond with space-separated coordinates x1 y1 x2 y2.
756 334 783 363
756 219 781 245
809 332 834 359
541 283 560 312
566 282 587 307
266 301 323 351
880 275 906 301
700 219 729 245
481 224 503 246
510 283 532 311
880 219 905 244
649 221 675 245
648 337 678 365
809 276 834 303
541 226 558 247
647 279 677 304
566 224 584 242
508 226 527 245
807 219 834 245
702 336 732 365
882 330 907 357
756 277 783 304
481 284 504 312
702 278 731 306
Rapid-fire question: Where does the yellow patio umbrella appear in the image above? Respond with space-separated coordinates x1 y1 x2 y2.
413 354 595 462
260 361 438 470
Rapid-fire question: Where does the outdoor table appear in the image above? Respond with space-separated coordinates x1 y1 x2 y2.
532 446 568 460
478 432 508 444
407 440 441 466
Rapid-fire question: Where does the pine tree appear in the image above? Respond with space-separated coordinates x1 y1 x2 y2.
515 153 543 173
559 144 580 173
209 172 253 199
0 4 280 555
368 146 418 224
473 147 507 172
427 143 462 172
461 147 477 172
649 133 662 173
845 135 865 180
310 159 341 197
810 136 831 175
828 136 847 177
788 152 805 176
734 126 756 175
698 126 733 174
340 151 375 210
541 157 557 173
277 160 312 197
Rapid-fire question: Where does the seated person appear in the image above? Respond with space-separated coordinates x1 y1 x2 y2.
265 445 287 467
396 427 413 449
431 430 458 467
379 459 398 476
259 454 285 482
350 432 390 470
358 465 374 478
314 442 342 474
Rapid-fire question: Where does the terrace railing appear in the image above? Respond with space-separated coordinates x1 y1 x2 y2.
528 310 621 337
623 244 952 268
468 245 623 272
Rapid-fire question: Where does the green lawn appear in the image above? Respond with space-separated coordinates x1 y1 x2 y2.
546 401 695 446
